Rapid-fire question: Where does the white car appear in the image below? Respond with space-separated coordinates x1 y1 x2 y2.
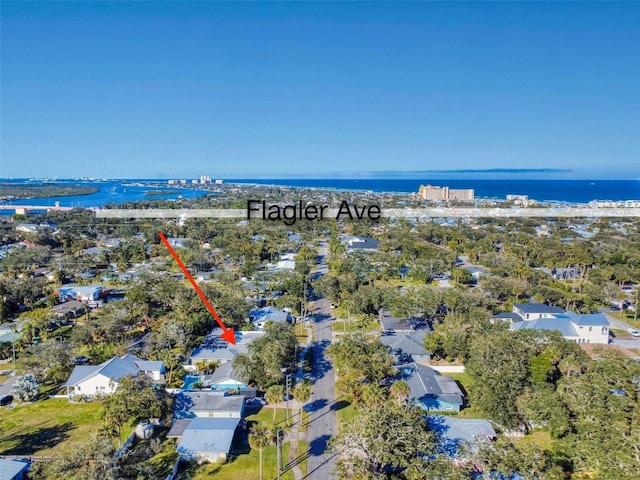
627 328 640 337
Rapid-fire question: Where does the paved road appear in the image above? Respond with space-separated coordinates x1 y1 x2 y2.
603 312 640 349
305 241 338 479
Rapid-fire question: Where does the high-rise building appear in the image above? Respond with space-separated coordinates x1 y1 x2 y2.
418 185 474 201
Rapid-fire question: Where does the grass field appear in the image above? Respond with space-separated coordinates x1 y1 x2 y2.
512 429 554 452
0 398 104 456
331 318 379 334
608 311 640 328
245 406 295 429
184 442 297 480
440 372 488 419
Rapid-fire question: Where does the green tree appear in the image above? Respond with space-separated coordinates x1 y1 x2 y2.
102 374 173 443
248 422 274 480
390 380 411 406
331 403 434 478
265 384 285 424
11 373 40 402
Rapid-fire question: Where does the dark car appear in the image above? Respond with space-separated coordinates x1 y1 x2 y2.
0 395 13 406
71 355 90 365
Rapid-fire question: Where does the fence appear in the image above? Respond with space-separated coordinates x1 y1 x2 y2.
430 365 466 373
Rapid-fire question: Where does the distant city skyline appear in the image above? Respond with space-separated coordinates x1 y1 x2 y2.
2 2 639 179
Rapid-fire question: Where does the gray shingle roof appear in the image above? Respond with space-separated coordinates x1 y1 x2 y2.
205 362 244 386
513 303 564 314
402 363 463 406
177 392 245 415
380 332 430 357
64 354 163 387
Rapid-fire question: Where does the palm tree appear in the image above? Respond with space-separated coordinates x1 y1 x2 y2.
362 383 387 407
248 422 273 480
293 380 312 404
265 385 284 424
390 380 411 406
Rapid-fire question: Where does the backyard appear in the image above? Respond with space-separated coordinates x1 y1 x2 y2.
0 398 104 456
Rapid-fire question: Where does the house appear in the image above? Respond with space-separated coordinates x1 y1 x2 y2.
426 415 496 456
463 265 486 282
32 267 53 279
55 285 105 303
511 311 610 344
0 458 30 480
204 362 248 391
380 331 431 364
498 303 610 344
248 306 293 330
175 391 246 419
344 236 379 253
51 300 86 320
275 259 296 270
63 354 165 397
175 417 241 462
512 303 564 321
15 224 39 234
166 237 191 249
379 311 430 333
401 363 464 413
188 330 264 365
196 271 218 282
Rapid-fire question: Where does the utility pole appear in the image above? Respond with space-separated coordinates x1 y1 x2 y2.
276 427 282 480
285 373 291 426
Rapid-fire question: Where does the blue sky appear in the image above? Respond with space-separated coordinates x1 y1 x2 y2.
1 2 638 179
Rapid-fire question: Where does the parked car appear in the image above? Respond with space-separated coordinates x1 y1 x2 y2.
627 328 640 337
71 355 90 365
0 395 13 406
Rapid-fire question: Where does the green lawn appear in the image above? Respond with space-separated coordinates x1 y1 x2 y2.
512 429 554 452
440 372 488 419
143 434 180 478
335 399 358 426
185 443 297 480
0 398 104 456
245 406 295 429
608 311 640 328
331 318 380 334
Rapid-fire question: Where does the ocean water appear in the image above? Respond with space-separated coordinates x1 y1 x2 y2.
229 178 640 204
1 178 639 207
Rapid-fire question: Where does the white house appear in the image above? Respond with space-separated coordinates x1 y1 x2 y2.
55 285 105 303
248 306 293 330
500 303 610 344
63 354 165 398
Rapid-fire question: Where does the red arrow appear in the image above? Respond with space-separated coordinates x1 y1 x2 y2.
158 232 236 345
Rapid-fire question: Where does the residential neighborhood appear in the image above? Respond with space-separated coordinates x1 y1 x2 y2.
1 182 640 480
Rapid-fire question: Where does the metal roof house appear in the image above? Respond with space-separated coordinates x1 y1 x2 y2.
55 285 105 303
0 458 30 480
63 354 165 398
175 417 241 462
511 311 609 344
501 303 610 344
401 363 464 413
